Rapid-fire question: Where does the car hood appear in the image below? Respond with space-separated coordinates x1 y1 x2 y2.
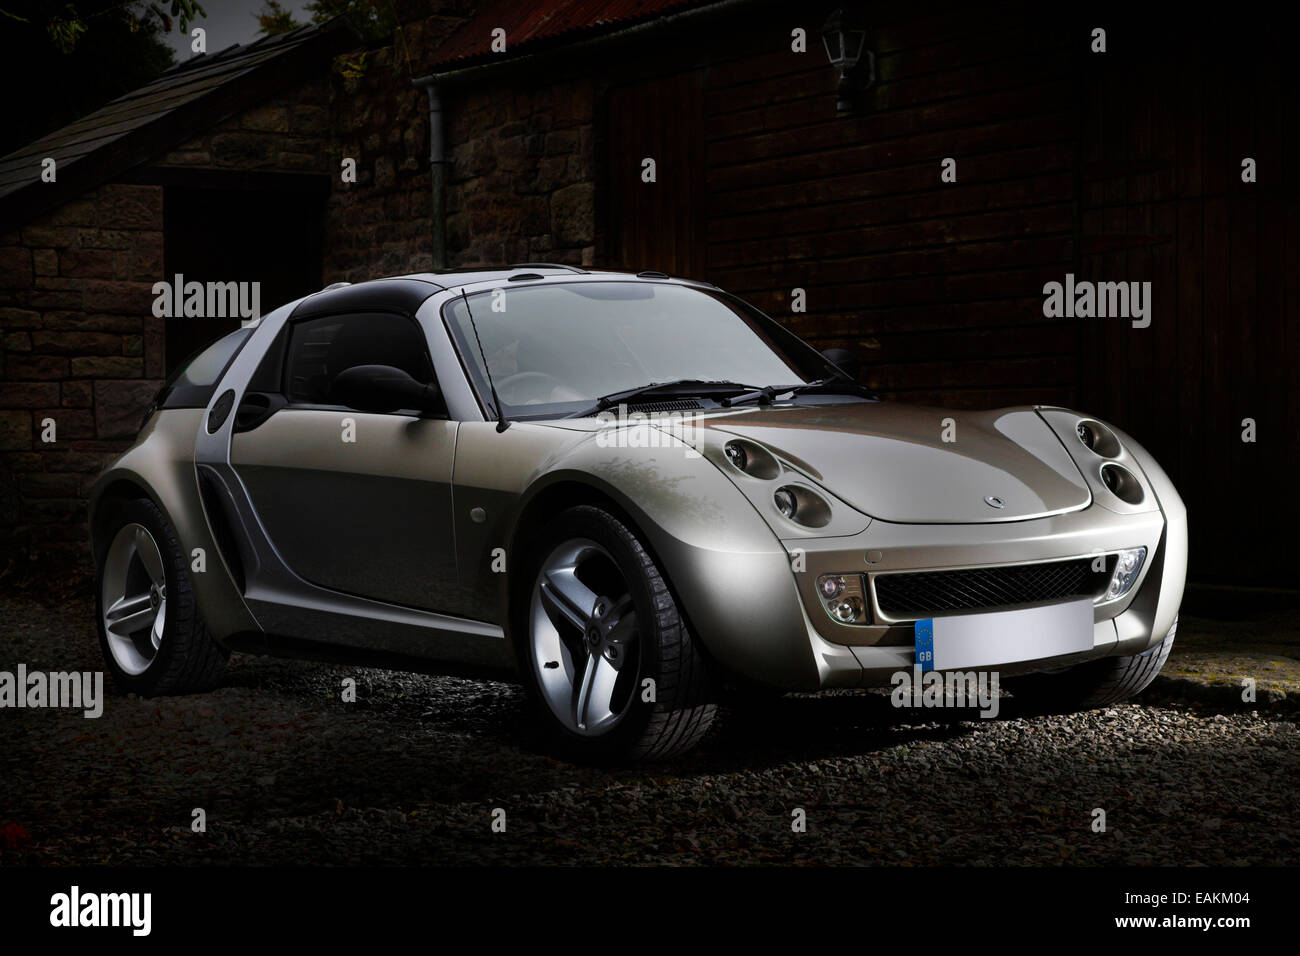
702 403 1092 524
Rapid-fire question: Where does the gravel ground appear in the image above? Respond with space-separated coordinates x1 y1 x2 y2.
2 592 1296 866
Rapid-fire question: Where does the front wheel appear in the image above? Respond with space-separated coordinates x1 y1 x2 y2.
1006 617 1178 712
514 505 718 762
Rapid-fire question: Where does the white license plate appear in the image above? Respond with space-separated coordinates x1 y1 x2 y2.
914 598 1094 671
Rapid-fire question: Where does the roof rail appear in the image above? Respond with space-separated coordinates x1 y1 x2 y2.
508 262 587 274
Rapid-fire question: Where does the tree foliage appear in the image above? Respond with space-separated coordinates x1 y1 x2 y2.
0 2 205 156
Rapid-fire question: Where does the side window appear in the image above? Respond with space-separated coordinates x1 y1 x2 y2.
159 327 252 409
282 312 434 407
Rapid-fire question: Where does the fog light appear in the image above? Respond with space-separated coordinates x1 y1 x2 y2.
1105 547 1147 600
833 596 864 623
816 573 867 624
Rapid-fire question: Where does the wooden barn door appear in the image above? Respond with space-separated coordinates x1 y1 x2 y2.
603 69 707 278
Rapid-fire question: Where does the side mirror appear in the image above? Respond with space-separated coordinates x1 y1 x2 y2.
329 365 442 414
820 347 861 381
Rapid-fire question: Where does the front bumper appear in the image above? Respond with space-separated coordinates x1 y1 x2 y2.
786 478 1186 691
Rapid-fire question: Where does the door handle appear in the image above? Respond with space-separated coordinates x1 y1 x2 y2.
233 392 286 432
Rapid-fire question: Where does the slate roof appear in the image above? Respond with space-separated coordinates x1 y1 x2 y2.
0 18 357 228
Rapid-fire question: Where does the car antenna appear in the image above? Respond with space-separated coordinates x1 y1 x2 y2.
460 287 510 432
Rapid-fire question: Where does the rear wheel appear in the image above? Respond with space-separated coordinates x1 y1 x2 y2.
1007 617 1177 712
515 505 718 761
95 497 228 695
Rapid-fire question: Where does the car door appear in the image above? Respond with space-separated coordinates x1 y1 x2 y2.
228 310 458 612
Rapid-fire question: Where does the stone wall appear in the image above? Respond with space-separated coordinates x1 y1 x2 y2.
0 183 165 572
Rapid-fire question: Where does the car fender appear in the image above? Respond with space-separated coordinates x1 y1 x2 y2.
90 408 260 643
464 420 829 689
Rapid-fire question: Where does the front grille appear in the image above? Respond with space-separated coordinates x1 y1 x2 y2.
873 557 1111 619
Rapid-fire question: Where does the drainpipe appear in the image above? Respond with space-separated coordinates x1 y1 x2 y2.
423 83 448 270
413 0 766 269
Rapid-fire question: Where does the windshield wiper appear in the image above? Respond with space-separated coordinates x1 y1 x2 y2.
720 376 879 408
564 379 758 419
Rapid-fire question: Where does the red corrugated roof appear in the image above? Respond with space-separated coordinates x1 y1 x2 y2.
427 0 711 70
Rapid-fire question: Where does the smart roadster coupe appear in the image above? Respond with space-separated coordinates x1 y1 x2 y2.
91 265 1186 760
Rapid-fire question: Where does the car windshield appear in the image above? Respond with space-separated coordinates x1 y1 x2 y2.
442 281 838 420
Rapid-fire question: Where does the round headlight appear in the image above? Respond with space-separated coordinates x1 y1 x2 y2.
1077 422 1095 448
773 488 797 519
724 442 747 471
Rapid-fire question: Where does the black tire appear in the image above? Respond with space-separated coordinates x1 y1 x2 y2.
95 496 228 695
513 505 718 762
1006 616 1177 712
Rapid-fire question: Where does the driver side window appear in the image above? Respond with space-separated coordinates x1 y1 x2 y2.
282 312 435 407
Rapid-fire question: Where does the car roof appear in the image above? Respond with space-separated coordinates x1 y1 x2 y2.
291 266 718 317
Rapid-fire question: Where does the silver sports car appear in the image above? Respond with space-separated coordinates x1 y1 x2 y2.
90 265 1186 760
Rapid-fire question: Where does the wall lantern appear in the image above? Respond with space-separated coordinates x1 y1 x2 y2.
820 8 874 115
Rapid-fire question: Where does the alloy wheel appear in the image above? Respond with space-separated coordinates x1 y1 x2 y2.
529 538 640 736
101 523 168 676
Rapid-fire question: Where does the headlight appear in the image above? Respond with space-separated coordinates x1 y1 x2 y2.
774 487 797 519
1105 547 1147 600
816 574 868 624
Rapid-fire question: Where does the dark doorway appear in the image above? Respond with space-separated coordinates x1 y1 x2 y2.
163 184 325 372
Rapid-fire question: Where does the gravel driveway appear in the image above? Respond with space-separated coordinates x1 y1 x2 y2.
3 592 1296 866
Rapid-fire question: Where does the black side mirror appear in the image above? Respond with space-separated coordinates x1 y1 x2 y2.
820 347 861 381
329 365 442 414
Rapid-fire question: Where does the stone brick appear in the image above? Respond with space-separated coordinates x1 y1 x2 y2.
4 452 42 472
161 150 213 165
85 280 152 313
48 199 98 227
292 105 330 136
551 182 594 247
21 472 79 497
122 334 143 356
31 331 123 355
4 332 32 352
42 311 140 333
0 307 40 328
71 356 141 378
61 381 93 407
0 410 31 450
6 355 68 379
33 248 59 276
210 132 275 167
24 288 83 309
25 498 84 521
241 104 289 132
41 450 107 472
59 248 116 278
20 226 78 248
0 247 33 288
94 379 160 438
0 383 58 407
35 408 95 440
97 184 162 229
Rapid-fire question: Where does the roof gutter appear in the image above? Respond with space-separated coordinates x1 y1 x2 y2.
412 0 768 268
